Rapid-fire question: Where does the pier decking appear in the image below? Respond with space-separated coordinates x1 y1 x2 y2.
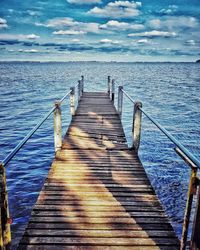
18 92 179 249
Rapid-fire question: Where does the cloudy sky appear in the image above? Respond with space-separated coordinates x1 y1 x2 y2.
0 0 199 61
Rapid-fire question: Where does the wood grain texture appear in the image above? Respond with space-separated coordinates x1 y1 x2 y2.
18 92 179 249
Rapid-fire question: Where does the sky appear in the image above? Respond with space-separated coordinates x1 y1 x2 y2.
0 0 199 62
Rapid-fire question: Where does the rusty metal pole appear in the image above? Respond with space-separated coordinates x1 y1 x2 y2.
118 86 123 118
54 102 62 152
70 87 75 116
191 178 200 250
180 167 197 250
107 76 111 97
111 79 115 102
0 162 11 249
132 102 142 153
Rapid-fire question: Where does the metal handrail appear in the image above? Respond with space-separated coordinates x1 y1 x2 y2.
121 89 200 169
121 89 136 104
2 89 72 167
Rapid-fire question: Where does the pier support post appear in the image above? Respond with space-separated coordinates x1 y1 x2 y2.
107 76 111 97
0 162 11 249
132 102 142 153
181 167 197 250
70 87 75 116
78 80 81 102
54 102 62 152
118 86 123 118
111 79 115 102
81 76 84 94
191 179 200 250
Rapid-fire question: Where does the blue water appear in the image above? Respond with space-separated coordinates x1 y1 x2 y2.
0 62 199 249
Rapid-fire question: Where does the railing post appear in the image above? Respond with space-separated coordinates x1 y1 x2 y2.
180 167 197 250
132 102 142 152
78 80 81 102
118 86 123 118
107 76 111 97
0 162 11 249
54 102 62 152
111 79 115 102
81 76 84 94
70 87 75 116
191 179 200 249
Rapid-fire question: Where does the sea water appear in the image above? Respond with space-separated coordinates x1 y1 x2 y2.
0 61 199 248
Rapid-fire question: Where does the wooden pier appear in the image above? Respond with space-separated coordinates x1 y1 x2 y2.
18 91 180 249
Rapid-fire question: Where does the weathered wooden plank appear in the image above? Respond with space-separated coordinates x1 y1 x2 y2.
31 210 166 218
29 216 171 224
43 186 154 193
38 191 157 199
26 222 173 230
20 236 179 246
24 229 176 238
33 205 163 212
19 246 180 250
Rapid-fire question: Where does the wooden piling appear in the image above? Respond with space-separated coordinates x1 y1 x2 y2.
54 102 62 152
70 87 75 116
111 79 115 102
118 86 123 118
132 102 142 152
0 163 11 249
107 76 111 96
191 178 200 249
81 76 84 94
180 167 197 250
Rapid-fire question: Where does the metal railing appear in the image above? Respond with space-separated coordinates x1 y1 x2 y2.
107 76 199 250
0 76 84 249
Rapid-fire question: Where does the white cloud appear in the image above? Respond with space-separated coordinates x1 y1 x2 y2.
159 5 178 15
26 34 40 39
27 10 41 16
137 39 150 44
37 17 78 28
67 0 102 4
71 39 81 43
18 49 38 53
186 40 196 46
36 17 100 34
100 20 144 30
53 30 86 35
149 16 199 30
83 22 99 33
100 38 122 44
88 1 141 19
0 33 40 40
128 30 177 38
0 18 8 29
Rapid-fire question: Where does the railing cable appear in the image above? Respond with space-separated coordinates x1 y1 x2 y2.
2 89 72 167
121 88 200 169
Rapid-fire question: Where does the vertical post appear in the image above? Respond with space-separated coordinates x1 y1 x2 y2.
111 79 115 102
191 180 200 250
132 102 142 152
0 163 11 249
180 167 197 250
70 87 75 116
54 102 62 152
107 76 111 97
81 76 84 94
78 80 81 102
118 86 123 118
